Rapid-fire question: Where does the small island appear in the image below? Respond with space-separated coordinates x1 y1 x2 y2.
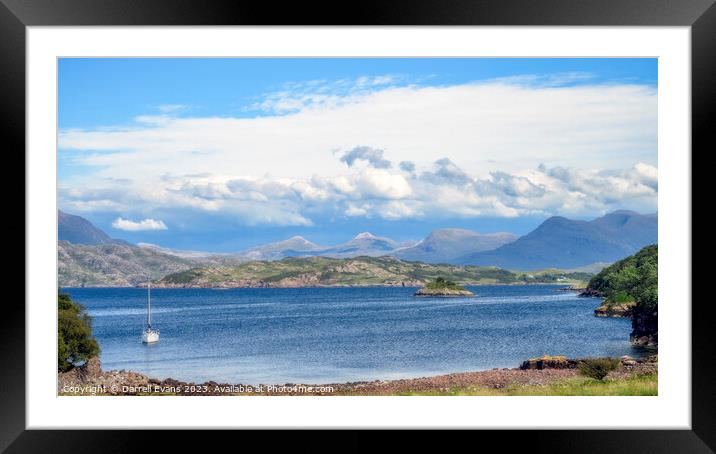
414 277 475 297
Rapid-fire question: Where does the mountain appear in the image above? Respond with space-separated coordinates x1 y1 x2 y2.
392 228 518 264
156 256 591 288
138 243 228 259
58 211 246 286
456 211 657 270
58 210 115 245
240 236 326 260
58 240 196 287
320 232 398 258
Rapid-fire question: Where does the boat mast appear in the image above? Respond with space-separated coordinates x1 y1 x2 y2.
147 276 151 327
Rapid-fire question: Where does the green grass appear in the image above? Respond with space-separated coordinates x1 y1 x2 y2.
397 373 658 396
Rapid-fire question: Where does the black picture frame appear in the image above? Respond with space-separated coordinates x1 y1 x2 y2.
5 0 711 450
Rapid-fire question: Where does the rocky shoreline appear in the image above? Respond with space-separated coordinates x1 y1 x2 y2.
58 355 657 396
414 287 475 297
594 301 635 317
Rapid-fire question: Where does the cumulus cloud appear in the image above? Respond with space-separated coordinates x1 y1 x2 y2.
340 146 392 169
58 74 657 226
112 217 168 231
422 158 472 186
399 161 415 173
61 157 657 228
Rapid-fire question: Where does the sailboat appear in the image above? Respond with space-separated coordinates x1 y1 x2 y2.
141 277 160 344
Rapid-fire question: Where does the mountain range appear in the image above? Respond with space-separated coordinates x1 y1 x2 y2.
238 232 421 260
392 229 518 264
57 209 657 286
456 210 657 270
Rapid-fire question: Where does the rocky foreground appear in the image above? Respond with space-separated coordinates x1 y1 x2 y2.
58 355 657 396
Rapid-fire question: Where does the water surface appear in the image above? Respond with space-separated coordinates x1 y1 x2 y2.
63 285 645 384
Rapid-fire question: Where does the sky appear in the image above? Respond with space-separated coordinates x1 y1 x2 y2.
58 58 658 252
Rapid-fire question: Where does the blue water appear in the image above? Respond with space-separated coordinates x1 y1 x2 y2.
62 285 645 384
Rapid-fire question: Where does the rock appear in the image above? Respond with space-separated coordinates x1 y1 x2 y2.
414 288 474 297
630 308 658 346
578 288 604 298
555 286 586 293
594 301 635 318
519 355 578 370
80 356 103 380
620 355 637 367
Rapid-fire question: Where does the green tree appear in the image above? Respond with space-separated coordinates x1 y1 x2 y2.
58 292 99 372
587 244 657 310
586 245 658 344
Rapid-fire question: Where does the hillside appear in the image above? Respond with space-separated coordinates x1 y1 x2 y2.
457 211 657 270
156 256 591 288
58 240 197 287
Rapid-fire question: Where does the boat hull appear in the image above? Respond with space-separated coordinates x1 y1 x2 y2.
142 329 160 344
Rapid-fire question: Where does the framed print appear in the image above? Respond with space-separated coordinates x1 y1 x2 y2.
6 0 713 449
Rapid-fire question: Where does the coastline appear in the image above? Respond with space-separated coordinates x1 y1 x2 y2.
60 282 571 290
58 355 657 396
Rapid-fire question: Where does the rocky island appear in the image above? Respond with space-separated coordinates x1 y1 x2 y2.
414 277 475 297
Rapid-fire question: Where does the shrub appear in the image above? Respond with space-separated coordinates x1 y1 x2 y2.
612 291 635 304
425 277 464 290
577 357 620 380
58 292 100 372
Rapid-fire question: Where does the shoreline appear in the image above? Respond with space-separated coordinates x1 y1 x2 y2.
60 283 572 290
58 355 657 396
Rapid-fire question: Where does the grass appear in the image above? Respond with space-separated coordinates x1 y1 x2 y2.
397 373 658 396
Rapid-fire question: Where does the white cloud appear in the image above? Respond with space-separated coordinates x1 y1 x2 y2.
59 78 657 183
352 168 412 199
59 75 657 226
61 159 656 226
156 104 188 113
340 146 392 169
250 75 402 114
112 217 168 231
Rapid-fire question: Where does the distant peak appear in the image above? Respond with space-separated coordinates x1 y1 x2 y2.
287 235 310 242
542 215 573 224
354 232 376 239
606 209 639 216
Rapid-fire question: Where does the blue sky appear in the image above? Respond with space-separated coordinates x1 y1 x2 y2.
58 58 658 251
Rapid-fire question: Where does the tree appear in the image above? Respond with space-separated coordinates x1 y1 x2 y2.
58 292 100 372
586 245 658 343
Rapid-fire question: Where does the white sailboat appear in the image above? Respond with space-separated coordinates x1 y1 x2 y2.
141 277 160 344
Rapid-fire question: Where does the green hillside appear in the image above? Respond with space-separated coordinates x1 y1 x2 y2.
585 244 658 345
586 244 657 308
157 256 591 288
58 240 196 287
